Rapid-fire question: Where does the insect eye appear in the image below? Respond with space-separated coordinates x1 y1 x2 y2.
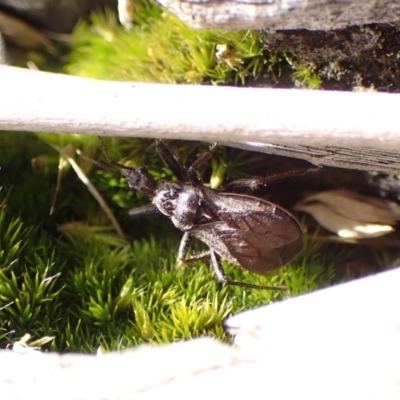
163 201 175 211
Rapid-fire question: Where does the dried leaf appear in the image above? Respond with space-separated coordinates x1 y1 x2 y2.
298 189 400 224
295 189 400 239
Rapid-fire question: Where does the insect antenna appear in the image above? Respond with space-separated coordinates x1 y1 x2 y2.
76 149 121 177
73 149 125 237
98 136 130 171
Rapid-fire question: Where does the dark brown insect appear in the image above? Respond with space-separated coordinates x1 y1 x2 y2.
100 139 308 291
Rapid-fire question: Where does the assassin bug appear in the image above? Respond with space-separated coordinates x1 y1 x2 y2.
99 138 308 291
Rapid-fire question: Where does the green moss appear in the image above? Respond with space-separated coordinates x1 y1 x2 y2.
65 3 274 85
291 63 323 89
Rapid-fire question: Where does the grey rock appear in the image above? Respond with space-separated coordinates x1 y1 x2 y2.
158 0 400 31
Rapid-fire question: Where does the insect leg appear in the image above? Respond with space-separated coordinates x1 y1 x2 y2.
187 143 219 185
225 166 320 191
210 250 288 292
128 204 159 218
155 140 185 181
178 232 191 260
178 232 210 262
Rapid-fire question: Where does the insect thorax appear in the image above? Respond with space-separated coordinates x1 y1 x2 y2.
153 183 204 231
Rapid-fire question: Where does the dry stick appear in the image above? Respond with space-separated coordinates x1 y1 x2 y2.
2 65 400 172
54 145 125 238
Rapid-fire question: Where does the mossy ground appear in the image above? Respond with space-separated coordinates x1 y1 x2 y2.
0 131 344 352
0 2 396 353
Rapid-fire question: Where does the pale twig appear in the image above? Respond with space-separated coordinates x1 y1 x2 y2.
53 145 124 238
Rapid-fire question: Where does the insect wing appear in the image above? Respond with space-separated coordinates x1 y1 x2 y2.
191 193 303 275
